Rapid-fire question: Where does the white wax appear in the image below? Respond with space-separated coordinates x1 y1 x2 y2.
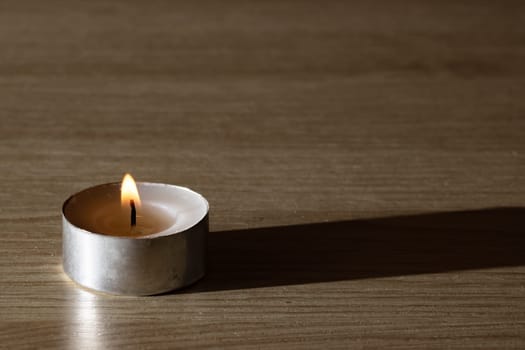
63 182 208 238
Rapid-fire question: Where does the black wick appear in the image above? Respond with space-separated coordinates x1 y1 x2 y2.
130 199 136 226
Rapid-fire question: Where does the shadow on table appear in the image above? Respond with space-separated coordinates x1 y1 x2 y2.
185 207 525 293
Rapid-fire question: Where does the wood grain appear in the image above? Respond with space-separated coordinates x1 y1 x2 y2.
1 0 525 348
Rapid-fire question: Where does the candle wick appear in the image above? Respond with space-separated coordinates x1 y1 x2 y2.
130 199 136 226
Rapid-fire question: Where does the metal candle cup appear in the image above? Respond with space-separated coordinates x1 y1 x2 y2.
62 182 208 296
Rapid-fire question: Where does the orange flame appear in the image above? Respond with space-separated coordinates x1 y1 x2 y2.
121 173 141 207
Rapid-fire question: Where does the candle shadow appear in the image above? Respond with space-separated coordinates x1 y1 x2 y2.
183 207 525 293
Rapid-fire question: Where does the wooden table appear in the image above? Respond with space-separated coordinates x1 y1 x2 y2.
1 0 524 348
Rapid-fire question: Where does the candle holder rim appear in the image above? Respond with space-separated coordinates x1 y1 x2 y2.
61 181 209 240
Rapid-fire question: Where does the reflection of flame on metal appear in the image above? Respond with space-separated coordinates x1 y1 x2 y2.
121 173 141 207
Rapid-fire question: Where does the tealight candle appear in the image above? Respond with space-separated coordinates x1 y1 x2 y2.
62 174 209 295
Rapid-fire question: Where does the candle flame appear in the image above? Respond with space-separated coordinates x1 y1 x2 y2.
121 173 141 207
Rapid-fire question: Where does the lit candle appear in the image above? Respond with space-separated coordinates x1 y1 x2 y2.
62 174 209 295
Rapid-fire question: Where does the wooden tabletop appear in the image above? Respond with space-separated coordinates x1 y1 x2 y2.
1 0 524 348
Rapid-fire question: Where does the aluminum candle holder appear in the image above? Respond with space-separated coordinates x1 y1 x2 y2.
62 181 208 296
